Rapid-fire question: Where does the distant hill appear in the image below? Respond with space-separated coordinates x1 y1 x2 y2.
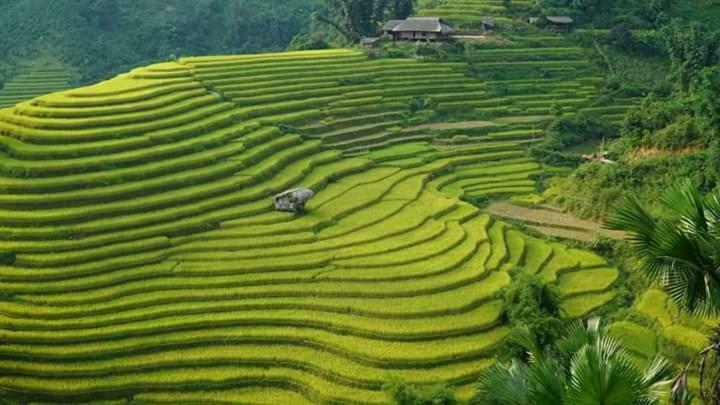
0 0 321 85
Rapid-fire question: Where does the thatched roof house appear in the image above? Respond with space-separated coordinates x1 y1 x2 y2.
273 188 315 213
546 16 573 33
382 17 454 41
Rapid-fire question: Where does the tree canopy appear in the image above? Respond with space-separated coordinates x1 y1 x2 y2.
0 0 320 84
318 0 416 41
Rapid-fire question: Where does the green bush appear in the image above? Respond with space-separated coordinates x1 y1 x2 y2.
501 272 565 357
287 32 330 51
384 378 458 405
407 96 435 114
0 251 15 266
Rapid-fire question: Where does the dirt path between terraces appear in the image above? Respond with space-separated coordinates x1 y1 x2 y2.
409 121 497 131
487 201 627 242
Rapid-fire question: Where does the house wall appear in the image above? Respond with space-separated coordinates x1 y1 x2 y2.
547 23 571 33
394 31 441 41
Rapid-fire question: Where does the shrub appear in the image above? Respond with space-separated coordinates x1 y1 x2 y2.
337 75 375 86
384 378 457 405
646 114 705 149
407 96 434 114
462 195 491 208
608 23 634 51
529 145 583 167
501 272 565 356
287 32 330 51
0 251 15 266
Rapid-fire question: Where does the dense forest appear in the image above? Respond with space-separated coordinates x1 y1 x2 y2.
0 0 322 84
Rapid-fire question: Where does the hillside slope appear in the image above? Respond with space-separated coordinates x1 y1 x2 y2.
0 48 627 403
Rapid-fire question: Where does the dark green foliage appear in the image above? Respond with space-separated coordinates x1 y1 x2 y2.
529 146 583 168
607 180 720 316
529 113 618 167
287 32 330 51
698 327 720 403
0 0 320 84
0 251 15 266
384 378 457 405
565 21 720 219
608 23 634 50
473 318 674 405
319 0 416 41
662 19 720 91
621 68 720 150
407 95 434 114
337 75 376 85
502 273 564 356
537 0 673 27
462 195 491 208
390 0 416 19
548 113 619 148
558 152 718 219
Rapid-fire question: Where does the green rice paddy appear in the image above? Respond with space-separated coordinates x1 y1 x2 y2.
0 46 630 403
0 64 73 109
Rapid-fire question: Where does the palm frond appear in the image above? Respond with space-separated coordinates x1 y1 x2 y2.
566 336 641 405
639 356 673 403
556 320 590 363
510 326 544 362
704 194 720 238
473 360 529 405
606 195 657 246
610 181 720 315
525 360 565 405
661 179 707 234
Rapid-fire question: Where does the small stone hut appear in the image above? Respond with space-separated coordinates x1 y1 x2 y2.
382 17 454 41
273 188 315 213
482 17 496 31
546 16 573 33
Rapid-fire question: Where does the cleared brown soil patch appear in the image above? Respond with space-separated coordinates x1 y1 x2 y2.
628 146 700 162
487 201 627 241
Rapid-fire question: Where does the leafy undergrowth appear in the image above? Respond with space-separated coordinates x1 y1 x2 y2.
609 288 719 402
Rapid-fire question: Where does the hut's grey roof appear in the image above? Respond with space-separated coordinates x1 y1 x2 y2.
382 20 404 31
274 188 315 201
483 17 496 27
390 17 454 34
546 16 573 24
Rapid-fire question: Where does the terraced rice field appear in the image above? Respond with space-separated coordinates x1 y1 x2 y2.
417 0 528 27
0 65 73 108
0 49 625 403
486 201 628 242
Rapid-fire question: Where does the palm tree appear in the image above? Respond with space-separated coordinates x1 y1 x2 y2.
472 318 673 405
606 179 720 317
606 180 720 403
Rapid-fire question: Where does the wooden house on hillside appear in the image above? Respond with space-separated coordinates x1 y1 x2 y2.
546 16 573 33
382 17 454 41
